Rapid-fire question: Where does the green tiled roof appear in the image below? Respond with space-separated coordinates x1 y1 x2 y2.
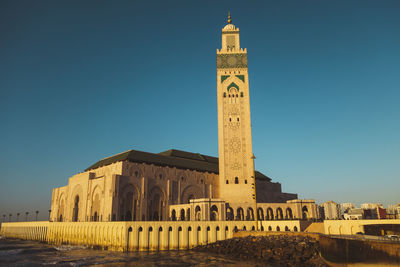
85 149 271 181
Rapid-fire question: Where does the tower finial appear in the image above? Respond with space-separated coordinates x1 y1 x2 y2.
227 11 232 24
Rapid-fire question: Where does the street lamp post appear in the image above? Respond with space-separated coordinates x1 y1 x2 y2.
35 211 39 221
251 154 258 231
25 212 29 221
17 213 20 222
9 214 12 222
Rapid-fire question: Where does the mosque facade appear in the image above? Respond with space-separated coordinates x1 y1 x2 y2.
49 15 318 224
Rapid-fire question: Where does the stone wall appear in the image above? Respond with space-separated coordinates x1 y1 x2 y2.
0 220 303 251
323 219 400 235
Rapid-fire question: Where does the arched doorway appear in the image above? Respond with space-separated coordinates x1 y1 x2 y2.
266 208 274 220
246 207 254 221
119 184 139 221
171 210 177 221
195 206 201 221
236 208 244 221
148 186 165 221
58 196 65 222
72 195 79 222
91 192 100 221
180 209 185 221
257 208 264 220
302 206 309 220
226 207 234 220
210 205 218 221
276 208 283 220
186 208 191 221
286 208 293 219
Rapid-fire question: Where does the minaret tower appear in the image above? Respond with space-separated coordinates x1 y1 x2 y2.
217 13 255 205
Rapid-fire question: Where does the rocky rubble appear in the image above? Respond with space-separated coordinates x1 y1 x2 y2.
193 234 328 267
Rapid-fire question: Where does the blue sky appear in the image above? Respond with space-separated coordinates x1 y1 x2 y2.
1 0 399 220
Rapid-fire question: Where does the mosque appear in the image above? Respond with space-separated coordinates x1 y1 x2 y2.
49 14 318 224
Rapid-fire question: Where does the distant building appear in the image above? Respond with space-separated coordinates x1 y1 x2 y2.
361 203 383 210
361 203 385 219
319 201 341 220
387 203 400 219
341 203 356 213
377 207 386 219
343 208 363 220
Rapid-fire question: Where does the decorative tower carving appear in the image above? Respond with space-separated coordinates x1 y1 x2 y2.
217 14 255 204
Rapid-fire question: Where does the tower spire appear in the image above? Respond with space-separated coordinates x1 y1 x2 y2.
227 11 232 24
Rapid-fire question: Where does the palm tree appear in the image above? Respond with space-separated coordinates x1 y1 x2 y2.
17 213 20 222
35 211 39 221
25 212 29 221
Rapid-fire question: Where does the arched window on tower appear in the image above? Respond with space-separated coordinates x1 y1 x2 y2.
235 177 239 184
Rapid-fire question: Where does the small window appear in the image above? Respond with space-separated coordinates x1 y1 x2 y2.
235 177 239 184
229 118 231 122
245 180 247 184
236 94 238 97
135 171 139 177
223 92 226 98
228 94 231 98
159 174 162 179
237 118 239 121
226 180 229 184
240 92 244 97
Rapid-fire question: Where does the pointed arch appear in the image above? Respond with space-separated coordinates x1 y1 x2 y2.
70 184 83 222
181 185 201 204
57 193 66 222
119 183 140 221
148 186 166 221
91 185 102 222
286 208 293 219
276 208 283 220
227 82 239 91
266 208 274 220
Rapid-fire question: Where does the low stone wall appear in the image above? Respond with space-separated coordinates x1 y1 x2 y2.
0 220 306 251
319 234 400 265
0 221 256 251
0 221 49 242
324 219 400 235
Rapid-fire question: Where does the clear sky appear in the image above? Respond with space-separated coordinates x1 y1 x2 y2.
1 0 399 221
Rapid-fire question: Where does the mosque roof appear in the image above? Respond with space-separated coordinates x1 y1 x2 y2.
85 149 271 181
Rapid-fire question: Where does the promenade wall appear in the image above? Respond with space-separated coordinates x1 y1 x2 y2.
5 220 398 251
1 220 302 251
